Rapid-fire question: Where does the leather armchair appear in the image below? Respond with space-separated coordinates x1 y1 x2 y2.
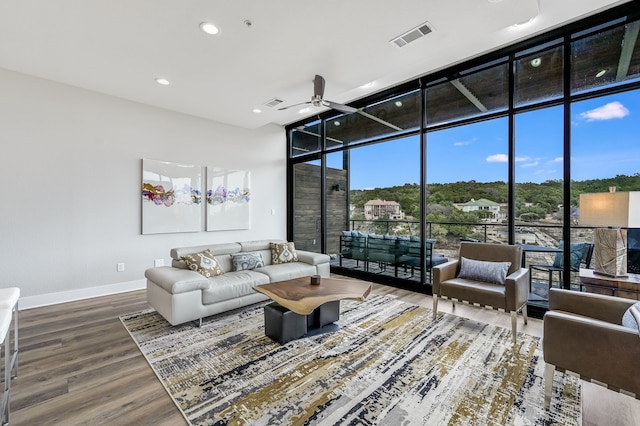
432 242 529 342
543 288 640 408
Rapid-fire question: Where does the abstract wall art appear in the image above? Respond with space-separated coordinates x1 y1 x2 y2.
206 168 251 231
142 159 202 234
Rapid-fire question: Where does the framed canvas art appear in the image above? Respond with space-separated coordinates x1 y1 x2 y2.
142 159 202 234
206 168 251 231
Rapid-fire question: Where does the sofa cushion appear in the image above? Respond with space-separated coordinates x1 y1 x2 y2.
296 250 331 266
202 271 270 305
440 277 507 309
181 250 224 278
270 242 298 264
231 252 265 271
171 243 241 260
457 257 511 285
256 262 317 282
240 240 285 252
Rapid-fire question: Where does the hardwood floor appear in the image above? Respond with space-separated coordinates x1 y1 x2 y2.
12 291 187 425
9 282 640 425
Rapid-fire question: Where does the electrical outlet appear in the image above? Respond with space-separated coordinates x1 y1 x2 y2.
154 259 165 267
117 263 125 272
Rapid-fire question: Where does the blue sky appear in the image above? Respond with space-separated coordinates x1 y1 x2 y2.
341 90 639 189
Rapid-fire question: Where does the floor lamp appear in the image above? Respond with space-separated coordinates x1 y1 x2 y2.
579 190 640 278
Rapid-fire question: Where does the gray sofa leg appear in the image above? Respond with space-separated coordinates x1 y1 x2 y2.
544 363 555 409
432 295 438 320
192 318 202 327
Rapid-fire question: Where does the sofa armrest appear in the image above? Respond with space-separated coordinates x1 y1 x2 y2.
296 250 330 266
505 267 529 311
549 288 635 324
145 267 210 294
543 310 640 395
433 260 459 295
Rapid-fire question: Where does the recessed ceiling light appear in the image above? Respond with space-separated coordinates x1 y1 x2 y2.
252 108 262 113
333 121 341 126
361 81 374 89
530 58 542 67
200 22 219 35
395 101 403 107
299 108 311 114
155 78 170 86
595 69 607 78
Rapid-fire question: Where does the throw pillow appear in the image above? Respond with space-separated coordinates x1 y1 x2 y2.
458 257 512 285
622 301 640 332
553 241 586 270
181 250 224 278
231 252 265 271
270 242 298 264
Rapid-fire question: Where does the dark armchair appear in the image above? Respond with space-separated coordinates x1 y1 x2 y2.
529 241 594 289
397 238 448 282
543 288 640 408
433 242 529 342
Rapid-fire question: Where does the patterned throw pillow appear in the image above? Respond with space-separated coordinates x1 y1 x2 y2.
622 302 640 331
181 250 224 278
457 257 511 285
553 241 586 270
270 242 298 264
231 252 265 271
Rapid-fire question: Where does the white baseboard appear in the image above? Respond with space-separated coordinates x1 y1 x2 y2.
19 279 147 310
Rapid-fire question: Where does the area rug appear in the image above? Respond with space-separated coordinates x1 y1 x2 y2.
120 295 581 425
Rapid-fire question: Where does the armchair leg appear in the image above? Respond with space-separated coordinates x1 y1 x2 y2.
522 304 528 325
511 311 517 343
544 363 555 409
432 295 438 320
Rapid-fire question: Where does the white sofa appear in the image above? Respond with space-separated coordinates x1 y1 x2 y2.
145 239 331 326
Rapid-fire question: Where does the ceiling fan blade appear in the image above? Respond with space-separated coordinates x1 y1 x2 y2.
278 101 311 111
323 100 358 114
314 75 326 99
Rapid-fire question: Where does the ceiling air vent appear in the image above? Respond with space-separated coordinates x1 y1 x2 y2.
263 98 284 108
391 22 433 48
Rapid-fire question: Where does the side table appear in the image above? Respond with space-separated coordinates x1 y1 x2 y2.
579 268 640 300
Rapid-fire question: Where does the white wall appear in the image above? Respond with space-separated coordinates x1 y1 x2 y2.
0 68 287 308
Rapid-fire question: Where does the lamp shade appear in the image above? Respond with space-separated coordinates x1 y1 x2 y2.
579 191 640 228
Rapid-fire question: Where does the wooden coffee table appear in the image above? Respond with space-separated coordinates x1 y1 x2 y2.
254 276 372 344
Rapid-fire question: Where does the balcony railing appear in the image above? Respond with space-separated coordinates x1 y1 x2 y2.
330 219 635 305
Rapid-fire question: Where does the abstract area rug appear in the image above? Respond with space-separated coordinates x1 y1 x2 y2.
120 295 581 425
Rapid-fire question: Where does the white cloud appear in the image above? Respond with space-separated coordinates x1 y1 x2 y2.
578 101 630 121
535 169 557 175
551 157 563 163
454 137 477 146
487 154 508 162
521 161 539 168
487 154 532 163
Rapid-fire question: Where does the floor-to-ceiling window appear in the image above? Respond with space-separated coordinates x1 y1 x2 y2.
286 4 640 307
426 118 509 256
514 106 564 306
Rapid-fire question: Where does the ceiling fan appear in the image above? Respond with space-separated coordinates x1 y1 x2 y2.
278 75 358 114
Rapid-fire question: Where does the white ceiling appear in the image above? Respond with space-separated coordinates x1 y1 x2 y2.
0 0 630 130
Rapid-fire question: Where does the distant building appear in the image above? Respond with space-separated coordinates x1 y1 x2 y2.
364 199 405 220
455 198 503 222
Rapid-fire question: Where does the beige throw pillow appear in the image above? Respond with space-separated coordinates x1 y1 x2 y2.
181 249 224 278
270 242 298 264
